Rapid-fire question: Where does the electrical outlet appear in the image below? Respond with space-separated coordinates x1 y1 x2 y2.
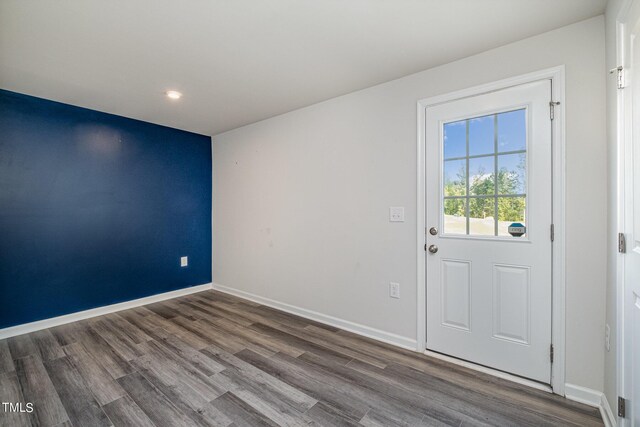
389 207 404 222
605 324 610 351
389 282 400 299
180 256 188 267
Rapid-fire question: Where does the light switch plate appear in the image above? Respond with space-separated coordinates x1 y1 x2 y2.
180 256 188 267
389 282 400 299
389 207 404 222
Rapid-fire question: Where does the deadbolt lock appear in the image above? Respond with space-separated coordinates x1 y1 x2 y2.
429 227 438 235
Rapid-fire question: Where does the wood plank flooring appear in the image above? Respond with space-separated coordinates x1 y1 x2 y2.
0 290 603 426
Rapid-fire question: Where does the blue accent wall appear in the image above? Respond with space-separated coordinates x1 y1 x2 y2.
0 90 212 328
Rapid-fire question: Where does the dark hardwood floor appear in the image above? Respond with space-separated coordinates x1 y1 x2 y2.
0 290 603 426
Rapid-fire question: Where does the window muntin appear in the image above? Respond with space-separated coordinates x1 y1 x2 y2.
442 109 527 238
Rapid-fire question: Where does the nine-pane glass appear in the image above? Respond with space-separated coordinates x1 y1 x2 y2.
442 108 527 237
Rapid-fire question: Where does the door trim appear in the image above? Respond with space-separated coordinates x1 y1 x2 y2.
416 66 566 394
615 1 637 425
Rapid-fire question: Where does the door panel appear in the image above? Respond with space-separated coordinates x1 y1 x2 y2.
425 80 552 384
492 264 530 344
440 259 471 331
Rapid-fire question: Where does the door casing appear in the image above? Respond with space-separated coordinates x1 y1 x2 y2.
615 1 640 424
416 66 566 395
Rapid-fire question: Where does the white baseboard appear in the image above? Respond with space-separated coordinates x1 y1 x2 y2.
0 283 213 340
565 383 603 406
565 383 616 427
599 393 617 427
212 283 418 351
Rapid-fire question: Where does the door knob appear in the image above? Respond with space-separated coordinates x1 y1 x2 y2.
428 245 438 254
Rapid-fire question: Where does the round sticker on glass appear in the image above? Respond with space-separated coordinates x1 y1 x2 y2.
508 222 526 237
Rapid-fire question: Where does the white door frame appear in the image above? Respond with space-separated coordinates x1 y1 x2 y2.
416 66 566 395
616 1 637 424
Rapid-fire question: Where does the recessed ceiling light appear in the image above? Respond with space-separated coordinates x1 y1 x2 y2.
165 90 182 100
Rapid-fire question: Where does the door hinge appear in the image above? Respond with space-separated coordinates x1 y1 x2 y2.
618 233 626 253
618 396 626 418
549 101 560 120
550 224 555 242
610 66 624 89
549 344 554 363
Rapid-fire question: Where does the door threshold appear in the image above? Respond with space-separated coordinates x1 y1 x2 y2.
423 350 553 394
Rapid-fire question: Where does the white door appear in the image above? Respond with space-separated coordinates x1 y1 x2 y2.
622 6 640 424
425 80 553 384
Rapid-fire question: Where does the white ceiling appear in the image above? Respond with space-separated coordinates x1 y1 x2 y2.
0 0 606 136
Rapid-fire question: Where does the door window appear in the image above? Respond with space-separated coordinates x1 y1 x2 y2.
442 109 527 237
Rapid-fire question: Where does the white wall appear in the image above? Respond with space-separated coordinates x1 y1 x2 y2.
213 17 606 391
